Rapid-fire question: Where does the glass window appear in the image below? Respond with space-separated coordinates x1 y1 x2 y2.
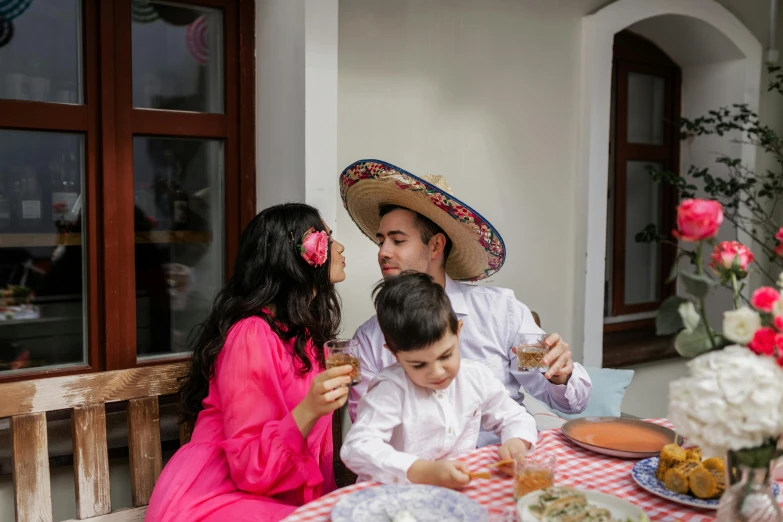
623 161 663 305
0 0 82 104
0 130 86 374
132 137 224 358
131 1 223 113
627 72 665 145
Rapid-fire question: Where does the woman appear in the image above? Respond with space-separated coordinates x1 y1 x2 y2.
146 203 350 522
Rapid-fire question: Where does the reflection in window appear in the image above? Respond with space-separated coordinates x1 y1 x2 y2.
133 137 224 358
131 1 223 113
0 130 86 374
0 0 82 104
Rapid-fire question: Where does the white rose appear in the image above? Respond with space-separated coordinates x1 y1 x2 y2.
678 302 701 332
722 307 761 345
777 271 783 288
669 347 783 453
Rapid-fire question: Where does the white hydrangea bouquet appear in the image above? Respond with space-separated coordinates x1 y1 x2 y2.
659 199 783 481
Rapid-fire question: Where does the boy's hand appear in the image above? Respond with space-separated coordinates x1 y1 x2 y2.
497 438 532 477
407 459 471 489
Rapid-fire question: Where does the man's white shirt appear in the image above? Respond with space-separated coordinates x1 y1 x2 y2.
348 276 592 444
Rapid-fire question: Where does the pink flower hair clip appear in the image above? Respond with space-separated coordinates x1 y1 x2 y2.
298 227 329 267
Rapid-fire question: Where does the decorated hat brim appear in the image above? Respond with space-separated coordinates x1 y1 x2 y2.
339 159 506 281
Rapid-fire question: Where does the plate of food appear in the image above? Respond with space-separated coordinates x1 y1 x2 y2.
331 484 488 522
631 443 781 510
516 486 649 522
561 417 683 459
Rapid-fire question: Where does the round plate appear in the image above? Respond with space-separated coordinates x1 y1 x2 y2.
516 487 649 522
561 417 683 459
331 484 488 522
632 457 782 510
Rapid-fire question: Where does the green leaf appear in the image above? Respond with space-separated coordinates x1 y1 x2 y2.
681 272 716 299
656 296 688 335
665 260 679 284
674 324 714 357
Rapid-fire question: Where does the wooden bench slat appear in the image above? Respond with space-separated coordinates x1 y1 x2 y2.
12 412 53 522
73 404 112 518
62 507 146 522
128 398 162 507
0 362 188 418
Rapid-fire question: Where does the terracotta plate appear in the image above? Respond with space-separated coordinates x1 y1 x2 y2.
561 417 683 459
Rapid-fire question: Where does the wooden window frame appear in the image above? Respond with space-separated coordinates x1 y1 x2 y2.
0 0 256 383
603 31 680 366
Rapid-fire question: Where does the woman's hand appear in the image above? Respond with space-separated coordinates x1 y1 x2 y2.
292 365 353 437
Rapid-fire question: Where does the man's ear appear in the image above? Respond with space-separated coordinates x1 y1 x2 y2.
429 232 448 261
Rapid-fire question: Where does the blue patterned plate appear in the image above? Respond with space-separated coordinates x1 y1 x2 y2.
331 485 488 522
632 457 781 510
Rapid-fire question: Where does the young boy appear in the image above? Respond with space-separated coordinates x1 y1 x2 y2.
340 271 538 489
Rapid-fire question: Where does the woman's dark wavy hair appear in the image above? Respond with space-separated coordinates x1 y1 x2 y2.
179 203 341 425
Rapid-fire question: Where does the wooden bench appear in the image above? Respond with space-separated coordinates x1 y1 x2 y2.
1 362 354 521
0 362 189 522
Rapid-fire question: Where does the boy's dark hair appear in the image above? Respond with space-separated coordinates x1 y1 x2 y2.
372 271 458 352
379 205 453 264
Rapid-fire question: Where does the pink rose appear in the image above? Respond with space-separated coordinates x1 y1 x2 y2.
776 227 783 243
776 243 783 257
709 241 754 273
749 327 776 356
300 228 329 267
673 199 724 242
775 315 783 332
752 287 781 313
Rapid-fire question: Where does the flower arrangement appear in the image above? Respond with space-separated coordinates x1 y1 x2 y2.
662 198 783 479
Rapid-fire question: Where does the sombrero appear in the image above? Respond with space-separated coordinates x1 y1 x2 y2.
339 159 506 281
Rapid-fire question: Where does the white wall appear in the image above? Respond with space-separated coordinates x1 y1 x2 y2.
335 0 783 417
336 0 604 352
256 0 339 229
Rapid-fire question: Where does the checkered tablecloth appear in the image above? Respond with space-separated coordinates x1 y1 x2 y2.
282 419 783 522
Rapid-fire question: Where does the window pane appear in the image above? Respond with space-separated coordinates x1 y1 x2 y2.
131 1 223 113
627 72 664 145
0 0 82 103
133 137 224 359
624 161 662 305
0 130 86 374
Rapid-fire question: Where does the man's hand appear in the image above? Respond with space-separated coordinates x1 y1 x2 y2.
496 438 531 477
542 333 573 385
407 459 471 490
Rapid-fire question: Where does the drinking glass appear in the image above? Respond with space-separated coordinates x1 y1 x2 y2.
325 339 361 386
514 451 557 499
514 332 550 372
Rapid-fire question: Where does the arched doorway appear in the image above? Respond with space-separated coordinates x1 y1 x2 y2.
576 0 762 368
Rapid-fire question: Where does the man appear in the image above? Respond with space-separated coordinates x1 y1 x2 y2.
339 159 591 445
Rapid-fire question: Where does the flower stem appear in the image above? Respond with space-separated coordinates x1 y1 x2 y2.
731 273 740 309
696 242 718 348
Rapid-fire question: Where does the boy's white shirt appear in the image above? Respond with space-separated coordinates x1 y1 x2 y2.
340 359 538 484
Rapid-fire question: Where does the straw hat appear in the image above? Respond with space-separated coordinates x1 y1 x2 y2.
339 159 506 281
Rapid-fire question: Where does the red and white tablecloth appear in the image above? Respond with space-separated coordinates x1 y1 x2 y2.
282 419 783 522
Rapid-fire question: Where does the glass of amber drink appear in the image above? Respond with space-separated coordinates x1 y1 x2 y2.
515 333 550 372
514 451 556 499
325 339 361 386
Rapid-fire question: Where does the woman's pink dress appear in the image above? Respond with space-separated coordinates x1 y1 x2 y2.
145 317 336 522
